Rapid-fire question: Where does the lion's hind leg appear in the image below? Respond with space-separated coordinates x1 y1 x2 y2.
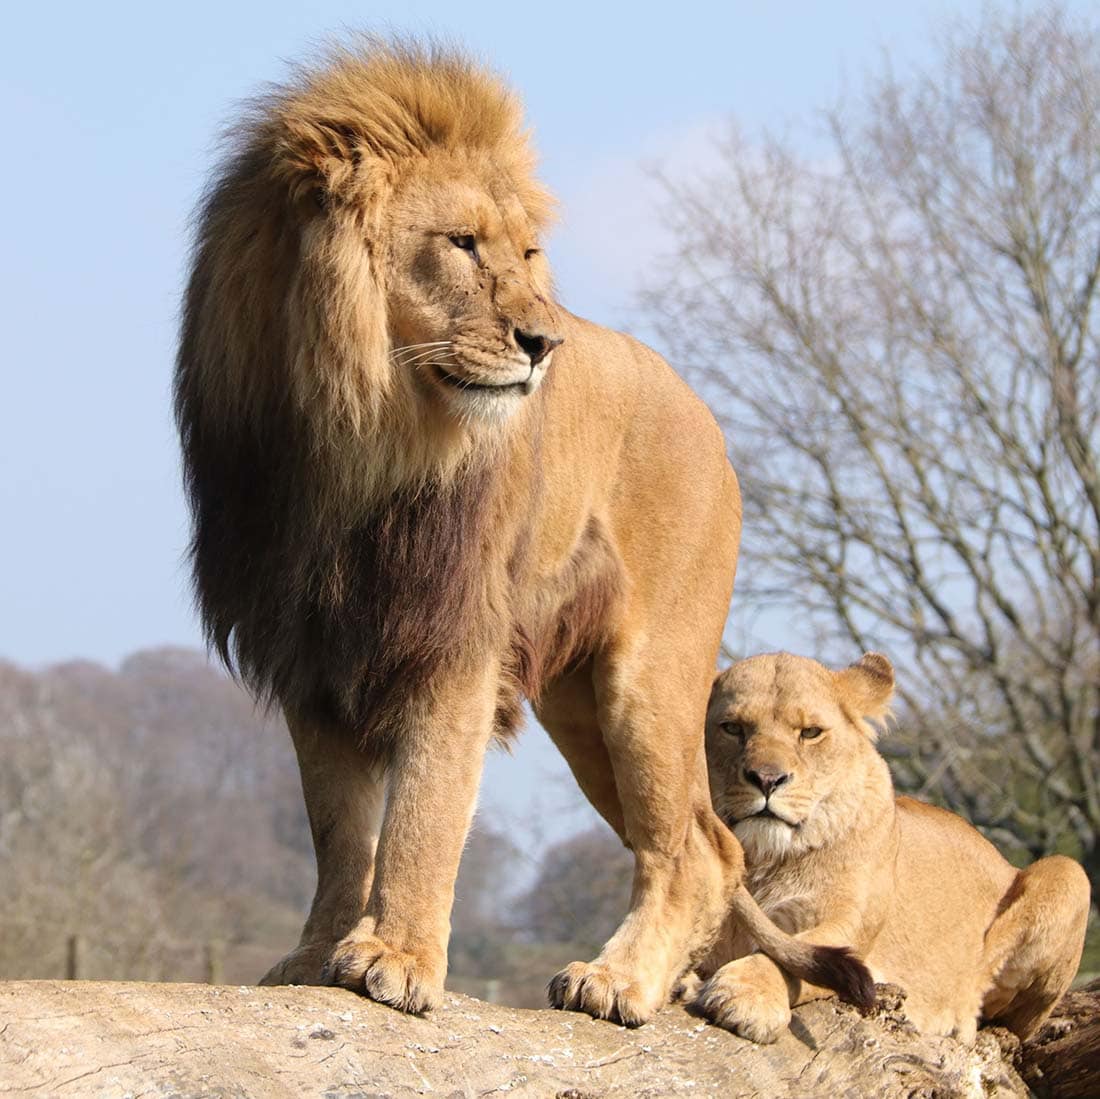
546 648 746 1027
980 855 1091 1039
534 662 626 840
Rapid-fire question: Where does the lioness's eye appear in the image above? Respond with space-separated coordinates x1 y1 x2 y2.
449 234 478 256
720 721 746 740
801 726 824 741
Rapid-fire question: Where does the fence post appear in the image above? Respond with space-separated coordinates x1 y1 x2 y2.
484 978 500 1004
204 939 225 985
66 934 85 980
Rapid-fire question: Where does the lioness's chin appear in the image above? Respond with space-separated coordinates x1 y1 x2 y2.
734 816 799 862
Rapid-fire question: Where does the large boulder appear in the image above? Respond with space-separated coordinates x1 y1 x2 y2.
0 980 1036 1098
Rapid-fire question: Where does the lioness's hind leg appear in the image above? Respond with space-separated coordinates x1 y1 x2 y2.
981 855 1091 1039
259 714 384 987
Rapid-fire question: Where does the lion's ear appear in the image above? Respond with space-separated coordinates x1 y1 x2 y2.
833 652 895 723
274 113 363 203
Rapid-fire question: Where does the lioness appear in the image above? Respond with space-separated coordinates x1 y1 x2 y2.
174 41 870 1026
696 651 1091 1043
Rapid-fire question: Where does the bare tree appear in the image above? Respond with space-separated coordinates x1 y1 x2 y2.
0 652 315 981
519 826 632 956
643 4 1100 893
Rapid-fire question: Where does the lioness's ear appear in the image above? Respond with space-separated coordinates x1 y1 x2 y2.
707 668 730 719
834 652 894 724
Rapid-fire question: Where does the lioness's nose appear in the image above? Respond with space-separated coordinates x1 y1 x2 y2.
514 328 563 367
744 767 791 797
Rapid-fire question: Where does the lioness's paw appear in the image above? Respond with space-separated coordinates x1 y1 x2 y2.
672 970 704 1003
693 961 791 1044
325 933 444 1014
258 942 333 987
548 961 661 1027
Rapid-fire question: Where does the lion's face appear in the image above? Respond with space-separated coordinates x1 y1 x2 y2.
380 164 562 426
705 652 894 863
179 49 566 499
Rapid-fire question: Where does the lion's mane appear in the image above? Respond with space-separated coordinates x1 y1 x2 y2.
174 42 556 740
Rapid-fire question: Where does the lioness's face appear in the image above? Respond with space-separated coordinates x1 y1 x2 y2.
383 162 563 425
706 653 887 862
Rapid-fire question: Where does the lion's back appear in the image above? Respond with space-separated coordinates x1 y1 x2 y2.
544 311 740 613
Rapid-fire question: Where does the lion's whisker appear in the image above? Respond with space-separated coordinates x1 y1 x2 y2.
389 341 452 363
390 340 451 352
392 350 458 372
400 349 457 368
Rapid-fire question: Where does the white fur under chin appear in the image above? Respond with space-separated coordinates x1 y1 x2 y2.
734 816 799 863
442 361 549 426
448 384 533 426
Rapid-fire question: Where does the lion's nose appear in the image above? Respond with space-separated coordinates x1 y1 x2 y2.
514 328 563 367
744 767 791 797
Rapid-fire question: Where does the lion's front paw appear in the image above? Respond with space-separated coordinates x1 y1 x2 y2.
692 959 792 1044
547 960 662 1027
259 942 333 987
325 933 444 1014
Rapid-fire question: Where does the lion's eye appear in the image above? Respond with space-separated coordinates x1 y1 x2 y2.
720 721 747 741
449 234 478 258
800 726 824 741
524 247 540 260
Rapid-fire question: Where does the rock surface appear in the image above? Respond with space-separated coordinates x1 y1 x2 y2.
0 980 1028 1098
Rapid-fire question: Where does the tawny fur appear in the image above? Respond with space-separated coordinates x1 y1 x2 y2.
175 39 838 1028
697 651 1092 1044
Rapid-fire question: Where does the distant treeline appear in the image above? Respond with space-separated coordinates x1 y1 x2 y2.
0 649 630 1005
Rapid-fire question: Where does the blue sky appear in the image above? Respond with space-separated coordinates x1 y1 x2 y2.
0 1 1079 834
0 0 998 667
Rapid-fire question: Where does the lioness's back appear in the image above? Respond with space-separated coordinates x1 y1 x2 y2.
873 799 1019 1016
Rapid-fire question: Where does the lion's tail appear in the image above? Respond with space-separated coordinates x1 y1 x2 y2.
727 886 876 1013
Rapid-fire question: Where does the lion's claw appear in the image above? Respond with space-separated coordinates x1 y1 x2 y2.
548 960 661 1027
327 933 443 1014
258 943 332 987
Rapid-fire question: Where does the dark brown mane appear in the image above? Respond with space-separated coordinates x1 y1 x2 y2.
176 366 501 747
175 43 614 755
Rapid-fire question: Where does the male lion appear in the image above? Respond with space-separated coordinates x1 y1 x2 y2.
175 41 871 1025
697 651 1091 1043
